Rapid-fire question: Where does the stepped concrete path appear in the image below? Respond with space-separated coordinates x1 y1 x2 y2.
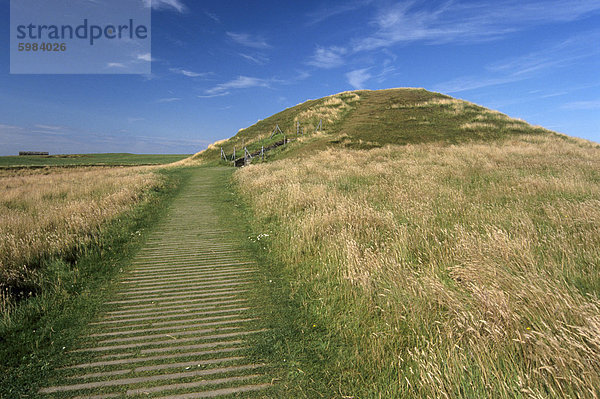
40 168 272 398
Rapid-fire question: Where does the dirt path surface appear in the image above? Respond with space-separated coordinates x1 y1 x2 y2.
40 167 272 398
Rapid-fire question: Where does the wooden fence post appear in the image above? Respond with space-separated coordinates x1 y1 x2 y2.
243 147 254 166
271 124 283 138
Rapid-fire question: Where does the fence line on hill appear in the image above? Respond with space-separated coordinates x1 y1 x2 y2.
221 118 322 167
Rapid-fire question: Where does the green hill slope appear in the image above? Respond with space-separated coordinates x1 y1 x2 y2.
191 88 556 164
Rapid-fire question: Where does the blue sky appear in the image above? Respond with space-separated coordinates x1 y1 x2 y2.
1 0 600 155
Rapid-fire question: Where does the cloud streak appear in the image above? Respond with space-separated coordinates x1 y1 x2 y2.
305 1 600 70
306 0 374 26
562 100 600 110
0 124 22 130
346 68 372 89
169 68 209 78
137 53 153 62
157 97 182 103
239 53 270 65
198 92 230 99
352 0 600 51
205 11 220 23
226 32 271 49
306 46 347 69
34 124 63 130
144 0 185 13
106 62 126 68
435 30 600 93
205 76 271 95
205 76 270 95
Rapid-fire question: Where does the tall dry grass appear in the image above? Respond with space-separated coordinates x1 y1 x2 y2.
0 167 161 308
236 134 600 397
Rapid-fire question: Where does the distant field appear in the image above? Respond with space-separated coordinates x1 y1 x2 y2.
0 153 190 167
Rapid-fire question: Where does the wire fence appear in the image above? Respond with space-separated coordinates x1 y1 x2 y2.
220 119 323 167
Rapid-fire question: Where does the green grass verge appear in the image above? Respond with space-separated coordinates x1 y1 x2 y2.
0 166 194 397
0 153 191 168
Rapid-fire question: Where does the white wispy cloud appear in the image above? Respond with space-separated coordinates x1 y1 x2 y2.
157 97 181 103
306 46 347 69
205 11 220 23
106 53 153 71
169 68 209 78
487 33 598 76
127 117 145 123
306 0 374 25
198 92 231 99
296 70 311 80
435 76 524 94
374 64 396 84
0 124 22 130
352 1 600 51
141 72 158 81
562 100 600 110
137 53 153 62
143 0 185 13
239 53 270 65
205 76 271 95
34 124 63 130
346 68 372 89
305 1 600 70
435 30 600 93
226 32 271 49
274 70 312 86
30 129 66 136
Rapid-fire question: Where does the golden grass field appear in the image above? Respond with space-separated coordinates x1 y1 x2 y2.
0 166 162 311
235 133 600 397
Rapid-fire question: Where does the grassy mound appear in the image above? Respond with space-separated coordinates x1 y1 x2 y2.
190 88 556 164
